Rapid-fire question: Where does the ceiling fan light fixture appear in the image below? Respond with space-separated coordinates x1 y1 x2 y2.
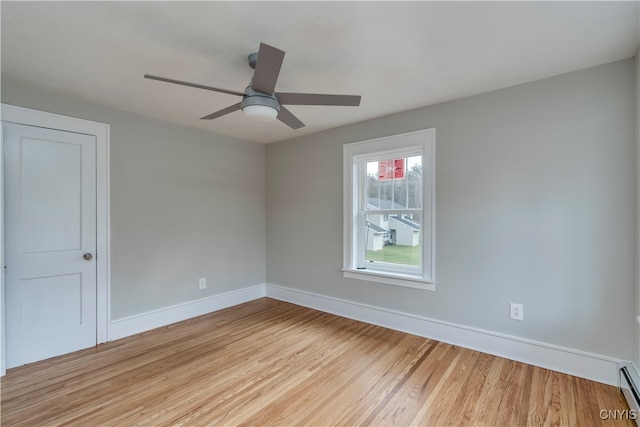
242 104 279 123
240 89 281 123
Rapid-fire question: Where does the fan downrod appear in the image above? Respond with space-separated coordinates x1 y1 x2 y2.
248 52 258 70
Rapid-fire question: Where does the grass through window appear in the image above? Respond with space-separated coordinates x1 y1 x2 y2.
365 245 421 267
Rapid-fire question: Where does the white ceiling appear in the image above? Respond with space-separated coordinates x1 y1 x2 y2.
2 1 639 144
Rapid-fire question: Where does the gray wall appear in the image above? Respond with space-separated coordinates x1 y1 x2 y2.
1 75 266 320
266 59 637 359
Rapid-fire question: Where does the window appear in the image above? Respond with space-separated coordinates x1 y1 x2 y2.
343 129 435 290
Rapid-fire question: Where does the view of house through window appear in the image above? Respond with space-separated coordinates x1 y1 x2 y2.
363 156 422 268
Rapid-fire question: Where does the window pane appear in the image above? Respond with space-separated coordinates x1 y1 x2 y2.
366 167 380 205
407 156 422 209
394 173 408 208
380 178 393 206
363 213 421 267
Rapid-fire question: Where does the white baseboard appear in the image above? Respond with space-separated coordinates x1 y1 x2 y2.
265 283 621 386
108 284 266 341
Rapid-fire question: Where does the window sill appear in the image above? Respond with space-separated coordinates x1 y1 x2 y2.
342 269 435 291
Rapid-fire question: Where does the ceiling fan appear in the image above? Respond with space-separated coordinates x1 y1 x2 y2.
144 43 361 130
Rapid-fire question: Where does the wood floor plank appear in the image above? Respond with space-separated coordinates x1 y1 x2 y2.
359 340 443 426
0 298 633 426
451 351 495 425
420 347 481 425
493 359 526 426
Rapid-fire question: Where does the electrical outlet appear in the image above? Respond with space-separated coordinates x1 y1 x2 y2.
510 303 523 321
199 277 207 290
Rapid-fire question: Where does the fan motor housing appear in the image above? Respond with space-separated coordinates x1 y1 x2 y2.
241 87 280 112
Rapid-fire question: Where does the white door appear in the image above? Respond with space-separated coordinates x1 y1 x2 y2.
4 122 97 368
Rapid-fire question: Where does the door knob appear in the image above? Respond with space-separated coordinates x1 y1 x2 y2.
83 252 93 261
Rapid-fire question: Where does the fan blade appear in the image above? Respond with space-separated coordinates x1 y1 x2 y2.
277 92 361 106
144 74 244 97
251 43 285 95
277 106 305 130
200 103 242 120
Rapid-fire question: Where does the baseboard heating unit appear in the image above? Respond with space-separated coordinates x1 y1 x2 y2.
619 362 640 426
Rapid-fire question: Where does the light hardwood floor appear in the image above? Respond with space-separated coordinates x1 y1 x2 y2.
1 298 633 426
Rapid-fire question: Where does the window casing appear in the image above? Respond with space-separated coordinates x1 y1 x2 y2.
343 129 435 290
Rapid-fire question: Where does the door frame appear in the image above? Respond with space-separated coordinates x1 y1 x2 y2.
0 104 110 375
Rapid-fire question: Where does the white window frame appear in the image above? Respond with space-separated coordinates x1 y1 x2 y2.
343 128 435 291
